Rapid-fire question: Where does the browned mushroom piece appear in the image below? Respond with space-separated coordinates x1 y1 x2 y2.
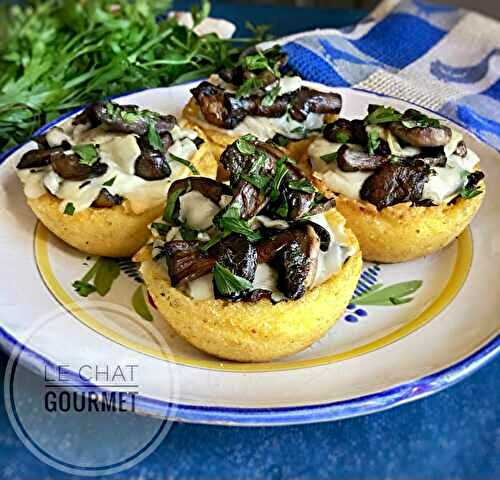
74 102 176 135
250 94 290 118
275 239 311 300
289 87 342 122
51 152 108 181
336 145 388 172
454 140 467 157
308 196 337 216
169 177 232 205
210 234 258 301
244 289 273 302
91 189 123 208
163 241 216 286
407 147 447 167
190 82 250 129
287 189 315 219
17 147 64 170
360 164 429 210
323 119 367 145
389 122 452 148
134 149 171 180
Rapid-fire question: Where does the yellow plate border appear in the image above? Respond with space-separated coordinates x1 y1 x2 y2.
35 223 473 373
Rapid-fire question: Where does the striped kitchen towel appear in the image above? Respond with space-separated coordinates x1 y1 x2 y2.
278 0 500 150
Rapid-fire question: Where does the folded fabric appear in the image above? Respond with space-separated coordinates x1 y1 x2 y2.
277 0 500 150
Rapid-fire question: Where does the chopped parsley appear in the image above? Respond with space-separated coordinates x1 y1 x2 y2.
261 84 281 107
270 157 289 201
236 77 263 98
365 105 402 125
272 134 291 147
213 262 252 296
288 178 315 194
150 222 170 236
147 122 163 151
459 184 482 199
180 225 199 241
276 195 289 218
235 134 257 155
169 153 199 175
103 176 116 187
63 202 75 215
335 131 350 144
367 129 381 155
216 203 261 242
241 172 270 191
163 182 190 224
401 110 441 129
73 144 98 166
320 151 338 163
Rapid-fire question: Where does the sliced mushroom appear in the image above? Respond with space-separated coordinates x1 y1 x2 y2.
243 289 273 303
308 196 337 216
75 102 176 135
17 147 64 170
299 220 331 252
407 147 447 167
190 82 249 129
454 141 467 157
91 189 123 208
210 234 258 301
134 150 171 180
323 119 367 145
289 87 342 122
287 189 315 219
169 177 232 205
336 145 388 172
275 239 310 300
51 152 108 181
163 241 215 286
389 122 452 148
464 171 485 190
360 164 429 210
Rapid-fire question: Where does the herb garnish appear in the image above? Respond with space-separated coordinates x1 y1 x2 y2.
151 222 171 236
288 178 315 194
276 196 289 218
352 280 423 306
72 257 120 297
73 144 98 166
63 202 75 215
147 123 164 152
163 181 190 224
320 151 338 163
103 176 116 187
401 110 440 129
261 84 281 107
241 173 270 190
0 0 262 151
132 285 153 322
169 153 199 175
213 262 252 295
217 203 261 242
459 184 482 199
270 157 289 201
336 131 350 144
365 105 402 125
235 134 257 155
367 129 381 155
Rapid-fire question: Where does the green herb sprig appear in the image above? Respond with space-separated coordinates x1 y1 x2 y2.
0 0 262 151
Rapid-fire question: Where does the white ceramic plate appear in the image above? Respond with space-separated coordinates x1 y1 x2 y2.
0 82 498 426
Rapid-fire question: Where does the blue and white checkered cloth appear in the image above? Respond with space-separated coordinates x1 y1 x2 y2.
277 0 500 150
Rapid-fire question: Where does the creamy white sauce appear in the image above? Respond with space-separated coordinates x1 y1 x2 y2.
308 128 480 205
17 118 200 214
179 191 220 230
308 138 371 200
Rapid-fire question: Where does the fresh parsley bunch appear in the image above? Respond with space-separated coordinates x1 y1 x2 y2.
0 0 261 151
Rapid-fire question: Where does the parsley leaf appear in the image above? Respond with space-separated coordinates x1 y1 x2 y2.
103 176 116 187
401 110 441 129
236 77 263 98
335 131 350 144
460 184 482 199
320 151 338 163
276 196 289 218
213 262 252 295
217 203 261 242
73 144 98 166
150 222 170 236
288 178 315 194
365 105 402 125
72 280 97 297
270 157 289 201
169 153 199 175
236 134 257 155
367 129 380 155
163 181 190 224
147 122 164 152
241 173 270 190
63 202 75 215
261 84 280 107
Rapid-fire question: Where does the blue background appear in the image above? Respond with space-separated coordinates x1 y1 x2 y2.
0 2 498 479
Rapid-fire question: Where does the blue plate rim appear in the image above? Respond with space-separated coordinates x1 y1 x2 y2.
1 86 499 426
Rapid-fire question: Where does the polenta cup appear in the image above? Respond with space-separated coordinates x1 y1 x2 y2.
134 135 362 362
16 101 217 258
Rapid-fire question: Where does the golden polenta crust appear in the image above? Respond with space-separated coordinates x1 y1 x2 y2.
139 209 362 362
334 185 485 263
26 138 217 258
182 97 332 162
